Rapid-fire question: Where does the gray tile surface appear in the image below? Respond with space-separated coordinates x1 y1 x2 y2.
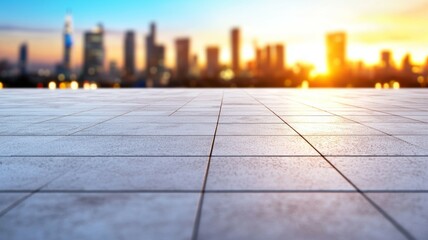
45 157 207 191
368 193 428 240
206 157 353 190
306 136 428 156
329 157 428 190
213 136 319 156
0 193 28 212
15 136 213 156
1 89 428 239
197 193 407 240
0 193 199 240
0 157 83 190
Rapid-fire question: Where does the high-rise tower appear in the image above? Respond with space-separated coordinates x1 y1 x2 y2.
83 24 105 82
231 28 241 75
175 38 190 80
63 13 73 75
19 43 27 76
124 31 136 77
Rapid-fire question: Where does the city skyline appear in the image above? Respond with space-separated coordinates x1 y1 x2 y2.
1 0 428 73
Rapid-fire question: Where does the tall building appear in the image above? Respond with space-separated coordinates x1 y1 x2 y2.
175 38 190 80
19 43 27 76
83 24 104 81
401 54 413 74
231 28 241 75
145 22 168 86
381 50 392 69
146 23 157 76
255 47 263 76
124 31 136 77
63 13 73 76
109 60 121 84
189 54 200 78
326 32 347 76
206 46 220 78
264 45 272 73
275 44 285 73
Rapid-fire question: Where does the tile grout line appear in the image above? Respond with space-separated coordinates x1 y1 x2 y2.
0 164 81 218
66 96 173 136
245 90 416 240
276 94 428 156
191 92 224 240
1 189 428 194
296 96 428 150
168 92 203 116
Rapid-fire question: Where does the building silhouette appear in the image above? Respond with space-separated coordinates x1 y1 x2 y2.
401 54 413 74
275 44 285 73
231 28 241 75
264 45 272 74
63 13 73 78
326 32 347 77
381 50 392 69
146 23 156 76
19 43 28 76
124 31 136 78
175 38 190 81
378 50 394 81
206 46 220 79
109 60 121 84
145 23 167 87
255 47 263 76
83 24 104 82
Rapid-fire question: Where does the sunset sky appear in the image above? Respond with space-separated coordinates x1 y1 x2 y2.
1 0 428 73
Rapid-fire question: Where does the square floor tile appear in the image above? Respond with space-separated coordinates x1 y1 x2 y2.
74 123 216 136
290 123 383 135
217 124 297 136
197 193 406 240
213 136 319 156
45 157 207 191
367 193 428 240
206 157 353 190
306 136 428 156
0 193 199 240
14 136 213 156
0 157 83 190
328 157 428 190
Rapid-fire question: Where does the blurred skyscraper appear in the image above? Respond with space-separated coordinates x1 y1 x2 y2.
275 44 285 73
401 54 413 74
231 28 241 75
63 13 73 77
255 47 263 76
145 23 168 87
206 46 220 79
264 45 272 74
19 43 28 76
326 32 347 76
83 24 105 82
381 50 392 69
124 31 136 78
109 60 121 84
146 23 156 74
379 50 394 81
175 38 190 81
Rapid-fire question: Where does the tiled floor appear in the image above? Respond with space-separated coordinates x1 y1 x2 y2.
0 89 428 240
